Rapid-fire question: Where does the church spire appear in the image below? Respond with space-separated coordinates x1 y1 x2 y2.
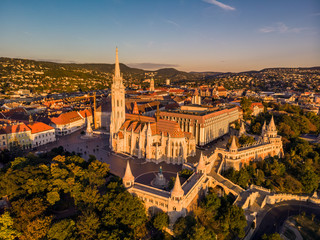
110 47 126 149
114 47 121 80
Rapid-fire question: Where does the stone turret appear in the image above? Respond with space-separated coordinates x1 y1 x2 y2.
229 136 238 153
266 116 277 138
123 160 135 188
268 116 276 131
132 102 139 115
197 152 206 174
261 120 267 136
238 121 246 136
171 172 184 200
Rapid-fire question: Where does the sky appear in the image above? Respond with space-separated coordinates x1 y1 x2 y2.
0 0 319 72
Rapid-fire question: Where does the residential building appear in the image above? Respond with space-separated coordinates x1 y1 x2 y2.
27 122 56 148
3 122 32 150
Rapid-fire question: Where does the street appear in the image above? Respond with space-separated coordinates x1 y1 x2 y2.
252 201 320 239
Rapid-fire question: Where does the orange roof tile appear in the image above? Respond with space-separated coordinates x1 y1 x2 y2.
78 109 92 118
3 123 30 134
250 102 264 109
27 122 54 134
50 111 82 125
121 114 188 138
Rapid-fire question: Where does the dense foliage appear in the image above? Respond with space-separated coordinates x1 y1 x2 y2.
0 149 148 239
173 190 246 240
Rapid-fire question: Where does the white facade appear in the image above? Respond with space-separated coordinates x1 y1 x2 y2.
31 130 56 148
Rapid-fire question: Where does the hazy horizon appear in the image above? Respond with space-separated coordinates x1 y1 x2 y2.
1 55 320 74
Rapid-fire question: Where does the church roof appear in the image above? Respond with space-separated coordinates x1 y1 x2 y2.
120 113 189 138
171 172 184 198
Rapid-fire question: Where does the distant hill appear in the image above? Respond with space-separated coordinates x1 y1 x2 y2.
66 63 145 74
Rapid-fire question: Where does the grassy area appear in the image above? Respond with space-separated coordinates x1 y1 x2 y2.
290 214 320 240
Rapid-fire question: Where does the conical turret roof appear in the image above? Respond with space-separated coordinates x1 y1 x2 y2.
197 152 206 173
268 116 276 131
262 120 267 131
123 160 134 183
240 121 245 132
132 102 139 115
171 172 184 198
229 136 238 151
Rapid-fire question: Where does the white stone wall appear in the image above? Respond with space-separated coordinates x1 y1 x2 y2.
31 129 56 148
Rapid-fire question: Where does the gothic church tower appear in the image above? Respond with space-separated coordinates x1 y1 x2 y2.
110 48 125 148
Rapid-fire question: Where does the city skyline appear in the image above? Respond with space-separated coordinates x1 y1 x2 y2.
0 0 319 72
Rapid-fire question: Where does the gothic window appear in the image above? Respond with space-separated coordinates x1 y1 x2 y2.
117 112 119 118
117 100 119 107
175 142 178 157
172 142 174 157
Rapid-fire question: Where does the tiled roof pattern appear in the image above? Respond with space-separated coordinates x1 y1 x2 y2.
121 114 189 138
27 122 54 134
50 111 82 125
3 123 31 134
78 109 92 118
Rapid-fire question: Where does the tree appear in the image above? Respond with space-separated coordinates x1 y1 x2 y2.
173 216 196 239
23 216 52 240
152 211 169 231
238 168 250 188
11 198 48 233
239 135 256 146
252 122 261 134
240 97 253 119
262 233 283 240
86 160 109 187
227 205 247 238
301 169 319 193
48 219 76 240
47 191 60 205
76 210 100 240
0 211 21 240
187 224 216 240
